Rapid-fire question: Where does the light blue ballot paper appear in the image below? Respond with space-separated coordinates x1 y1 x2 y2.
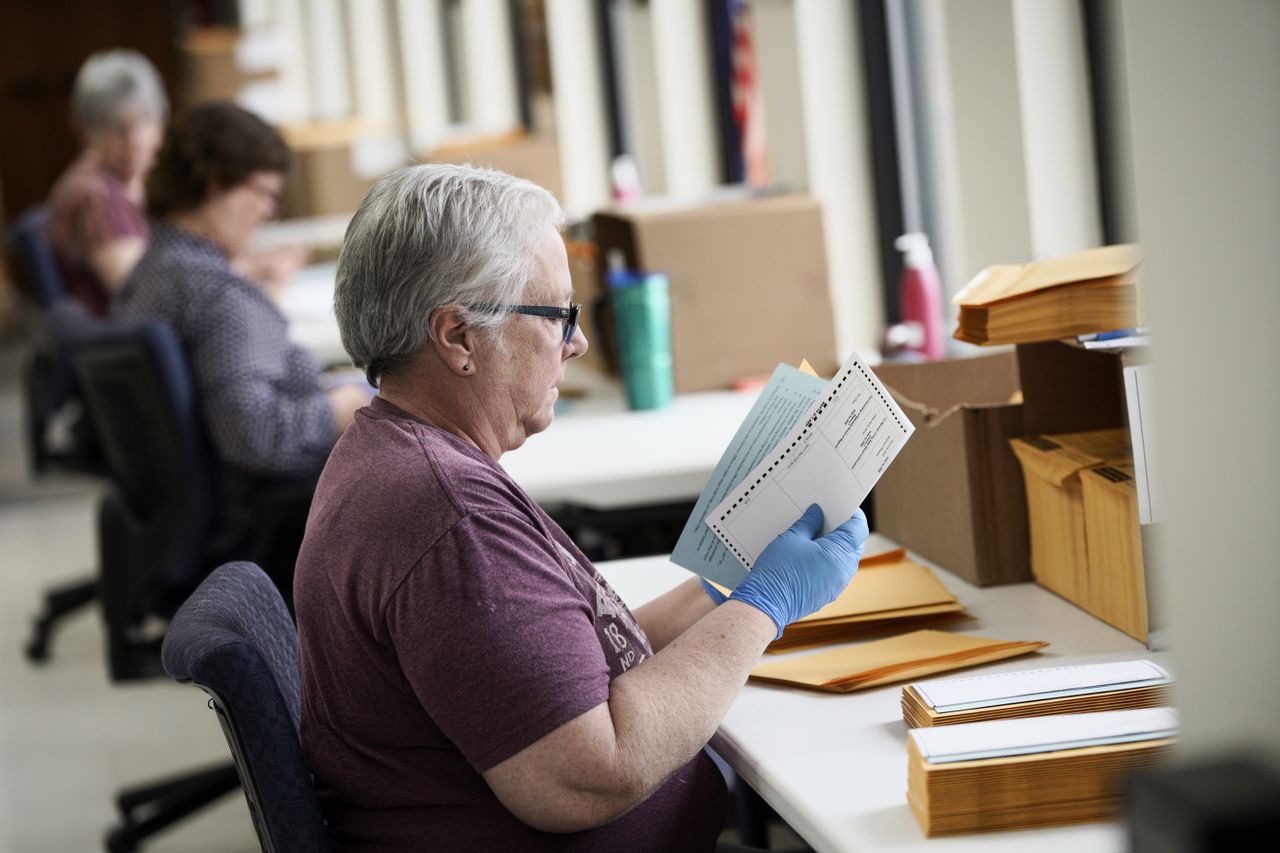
671 364 827 589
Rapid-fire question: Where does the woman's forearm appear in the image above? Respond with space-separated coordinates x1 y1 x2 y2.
631 576 718 651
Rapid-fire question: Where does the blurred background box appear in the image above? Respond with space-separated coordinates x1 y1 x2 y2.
277 119 400 218
427 130 562 202
872 352 1029 587
593 193 837 393
1010 429 1143 638
563 238 608 376
179 26 278 108
1081 464 1148 641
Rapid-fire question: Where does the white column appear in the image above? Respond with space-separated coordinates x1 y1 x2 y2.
754 0 808 189
238 0 273 29
275 0 312 123
937 0 1033 282
461 0 521 132
396 0 453 152
305 0 353 121
794 0 884 358
346 0 402 128
649 0 720 198
613 0 667 195
545 0 612 215
1012 0 1102 258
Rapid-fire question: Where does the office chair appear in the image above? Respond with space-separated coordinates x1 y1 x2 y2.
10 206 65 309
72 320 239 852
73 321 316 850
8 206 81 470
162 561 330 853
8 208 103 661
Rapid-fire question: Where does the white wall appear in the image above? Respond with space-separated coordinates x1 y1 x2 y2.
396 0 452 151
794 0 884 358
922 0 1102 301
614 1 668 195
1119 0 1280 764
460 0 521 133
938 0 1033 283
545 0 613 215
649 0 721 198
1012 0 1102 258
346 0 402 128
754 0 808 190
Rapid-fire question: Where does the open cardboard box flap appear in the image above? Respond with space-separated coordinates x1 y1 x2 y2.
876 352 1021 427
871 352 1029 587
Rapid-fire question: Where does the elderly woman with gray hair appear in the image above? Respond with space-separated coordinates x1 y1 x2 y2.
293 164 868 852
45 49 166 315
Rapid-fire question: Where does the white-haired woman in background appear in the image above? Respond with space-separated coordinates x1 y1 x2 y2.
45 48 166 315
293 163 868 851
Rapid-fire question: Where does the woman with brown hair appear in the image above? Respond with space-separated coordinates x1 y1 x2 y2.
115 101 367 555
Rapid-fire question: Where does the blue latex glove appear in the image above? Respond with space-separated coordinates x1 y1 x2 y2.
729 504 868 638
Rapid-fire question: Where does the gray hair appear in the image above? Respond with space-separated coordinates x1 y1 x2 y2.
335 163 565 386
71 49 168 129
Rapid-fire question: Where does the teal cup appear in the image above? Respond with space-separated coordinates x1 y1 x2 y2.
607 270 674 410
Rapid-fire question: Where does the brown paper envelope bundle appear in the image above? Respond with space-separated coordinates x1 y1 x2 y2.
750 630 1047 694
907 735 1174 836
902 683 1171 729
951 244 1141 346
765 549 967 653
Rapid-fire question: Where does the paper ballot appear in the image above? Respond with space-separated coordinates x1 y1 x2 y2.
671 364 827 589
706 351 915 569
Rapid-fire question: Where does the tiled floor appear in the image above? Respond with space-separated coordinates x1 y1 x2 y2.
0 339 258 852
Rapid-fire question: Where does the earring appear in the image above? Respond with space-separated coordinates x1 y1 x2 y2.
462 363 470 372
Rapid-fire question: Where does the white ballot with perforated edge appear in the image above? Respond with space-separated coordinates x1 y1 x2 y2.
706 351 914 570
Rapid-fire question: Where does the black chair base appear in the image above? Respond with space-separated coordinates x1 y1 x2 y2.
24 575 97 662
104 761 240 853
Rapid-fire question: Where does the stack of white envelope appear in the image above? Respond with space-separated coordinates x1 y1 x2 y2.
907 706 1177 836
903 659 1173 728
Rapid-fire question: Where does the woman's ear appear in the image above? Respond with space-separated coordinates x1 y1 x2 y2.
428 305 478 376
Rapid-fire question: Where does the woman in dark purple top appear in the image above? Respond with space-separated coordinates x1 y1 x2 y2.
293 164 870 851
45 49 166 315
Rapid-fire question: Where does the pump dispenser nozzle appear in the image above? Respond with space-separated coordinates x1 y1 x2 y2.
894 232 934 269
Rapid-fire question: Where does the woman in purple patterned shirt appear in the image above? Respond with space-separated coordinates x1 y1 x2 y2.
115 102 367 559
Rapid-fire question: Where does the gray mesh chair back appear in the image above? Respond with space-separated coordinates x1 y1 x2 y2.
161 561 329 853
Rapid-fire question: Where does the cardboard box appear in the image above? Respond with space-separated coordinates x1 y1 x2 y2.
1080 464 1148 641
1015 340 1129 435
180 27 277 108
593 193 837 393
1009 429 1145 639
564 238 609 376
278 120 385 218
427 130 563 201
872 352 1030 586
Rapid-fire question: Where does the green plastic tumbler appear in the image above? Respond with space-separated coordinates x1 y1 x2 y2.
608 270 674 410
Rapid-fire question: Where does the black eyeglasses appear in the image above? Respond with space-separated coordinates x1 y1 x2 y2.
469 303 581 345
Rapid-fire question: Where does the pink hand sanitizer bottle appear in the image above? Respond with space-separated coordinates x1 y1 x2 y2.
895 233 945 361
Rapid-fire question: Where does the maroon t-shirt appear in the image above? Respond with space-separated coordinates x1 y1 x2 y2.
294 397 726 852
45 154 147 316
